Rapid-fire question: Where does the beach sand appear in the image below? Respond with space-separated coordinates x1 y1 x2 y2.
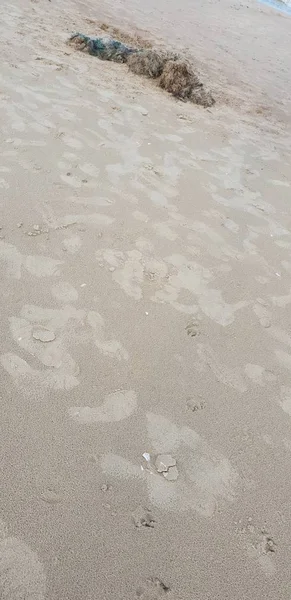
0 0 291 599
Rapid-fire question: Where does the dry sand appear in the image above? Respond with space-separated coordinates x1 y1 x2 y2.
1 0 291 599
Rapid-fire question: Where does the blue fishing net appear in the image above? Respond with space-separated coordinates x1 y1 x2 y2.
70 33 138 62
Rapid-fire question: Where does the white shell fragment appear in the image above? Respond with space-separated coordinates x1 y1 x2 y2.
142 452 151 462
163 466 179 481
155 454 176 473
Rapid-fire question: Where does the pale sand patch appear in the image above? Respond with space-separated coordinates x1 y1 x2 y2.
0 526 46 599
69 390 137 423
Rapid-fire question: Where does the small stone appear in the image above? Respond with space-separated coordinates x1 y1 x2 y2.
163 465 179 481
108 266 115 272
33 328 55 343
141 110 148 116
155 454 176 473
33 224 40 231
17 222 23 228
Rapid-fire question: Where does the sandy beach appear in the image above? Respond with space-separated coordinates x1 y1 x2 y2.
1 0 291 598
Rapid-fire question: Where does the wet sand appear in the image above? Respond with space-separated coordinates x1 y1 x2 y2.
1 1 291 599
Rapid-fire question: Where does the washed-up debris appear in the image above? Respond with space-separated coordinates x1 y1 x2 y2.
68 33 214 107
141 452 153 473
141 452 153 472
127 48 174 78
132 505 155 528
33 328 55 343
142 452 151 463
69 33 137 62
155 454 178 481
160 58 214 106
142 452 178 481
160 59 198 99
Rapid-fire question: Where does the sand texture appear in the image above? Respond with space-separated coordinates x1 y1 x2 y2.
1 0 291 599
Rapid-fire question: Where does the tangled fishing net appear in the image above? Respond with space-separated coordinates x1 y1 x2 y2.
127 49 177 79
69 33 137 62
68 33 215 107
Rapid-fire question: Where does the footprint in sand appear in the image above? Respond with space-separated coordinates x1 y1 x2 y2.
2 301 129 392
0 522 46 599
100 412 238 517
136 577 171 599
197 343 247 392
87 311 129 361
69 390 137 423
185 319 200 337
0 240 62 280
237 520 276 577
245 364 277 387
51 281 79 303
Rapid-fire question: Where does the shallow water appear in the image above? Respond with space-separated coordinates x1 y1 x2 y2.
258 0 291 15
